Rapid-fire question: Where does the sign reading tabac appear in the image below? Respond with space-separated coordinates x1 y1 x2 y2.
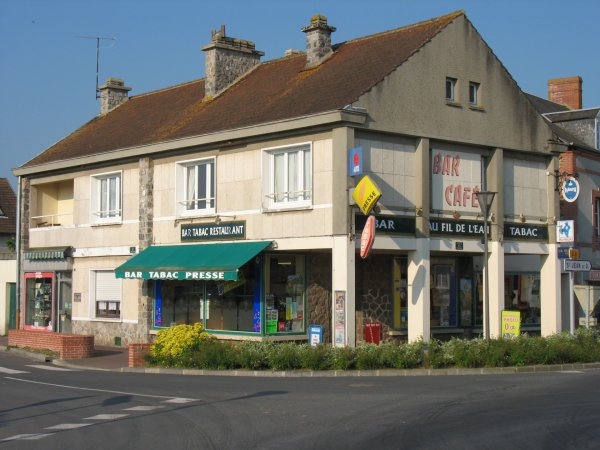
181 221 246 241
353 175 382 215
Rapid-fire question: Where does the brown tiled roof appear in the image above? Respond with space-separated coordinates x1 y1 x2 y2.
0 178 17 234
22 11 462 168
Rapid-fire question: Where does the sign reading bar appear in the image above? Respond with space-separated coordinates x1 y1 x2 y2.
355 215 415 234
181 221 246 241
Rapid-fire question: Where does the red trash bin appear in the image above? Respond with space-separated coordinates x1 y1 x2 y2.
364 322 381 344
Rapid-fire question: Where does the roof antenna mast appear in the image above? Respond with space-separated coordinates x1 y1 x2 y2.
76 35 117 99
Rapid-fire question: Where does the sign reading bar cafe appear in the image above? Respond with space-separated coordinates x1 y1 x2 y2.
181 221 246 242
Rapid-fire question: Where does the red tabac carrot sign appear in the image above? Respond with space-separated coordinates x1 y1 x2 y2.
360 215 376 259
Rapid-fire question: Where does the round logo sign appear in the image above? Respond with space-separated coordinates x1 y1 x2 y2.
561 177 580 203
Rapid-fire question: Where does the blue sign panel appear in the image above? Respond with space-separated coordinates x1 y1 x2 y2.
309 324 323 346
348 146 363 176
557 247 570 259
562 177 580 203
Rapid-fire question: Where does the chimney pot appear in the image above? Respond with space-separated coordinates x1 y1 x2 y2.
98 77 131 115
302 14 336 68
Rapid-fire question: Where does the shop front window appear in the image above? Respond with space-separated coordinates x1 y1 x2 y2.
504 274 541 326
392 257 408 329
24 272 54 330
153 261 261 333
265 254 305 333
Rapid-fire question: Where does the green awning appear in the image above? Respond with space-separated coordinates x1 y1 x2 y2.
114 241 272 281
25 247 71 260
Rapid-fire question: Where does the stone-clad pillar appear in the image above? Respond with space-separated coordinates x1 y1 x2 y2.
137 157 154 342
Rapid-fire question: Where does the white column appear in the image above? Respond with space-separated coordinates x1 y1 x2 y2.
408 238 430 343
488 240 504 338
540 246 562 336
332 235 355 346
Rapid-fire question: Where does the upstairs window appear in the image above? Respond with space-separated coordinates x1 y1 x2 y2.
445 77 457 102
91 172 121 224
263 143 312 210
176 158 216 217
593 192 600 246
469 82 480 106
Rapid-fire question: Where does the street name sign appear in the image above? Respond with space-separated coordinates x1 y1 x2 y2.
564 260 591 272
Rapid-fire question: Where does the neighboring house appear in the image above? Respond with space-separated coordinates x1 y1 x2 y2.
529 76 600 328
0 178 17 335
13 11 565 346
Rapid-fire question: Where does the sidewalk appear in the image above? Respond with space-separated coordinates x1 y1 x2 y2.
0 334 130 371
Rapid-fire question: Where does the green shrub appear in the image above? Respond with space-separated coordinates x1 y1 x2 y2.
266 342 302 371
190 339 237 370
328 346 355 370
235 341 271 370
298 344 331 370
355 344 383 370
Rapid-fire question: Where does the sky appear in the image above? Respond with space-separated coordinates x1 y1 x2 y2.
1 0 599 191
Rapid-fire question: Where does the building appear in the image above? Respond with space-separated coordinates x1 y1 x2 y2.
0 178 17 335
529 76 600 329
13 11 565 346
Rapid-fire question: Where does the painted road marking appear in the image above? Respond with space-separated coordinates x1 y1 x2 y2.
26 364 77 371
0 366 28 374
2 433 54 441
85 414 129 420
124 405 165 411
45 423 91 430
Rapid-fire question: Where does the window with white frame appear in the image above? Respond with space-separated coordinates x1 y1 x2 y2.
91 270 121 319
91 172 122 224
445 77 457 102
176 158 216 216
469 81 480 106
264 143 312 210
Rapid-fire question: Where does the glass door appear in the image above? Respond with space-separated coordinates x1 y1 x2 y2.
57 272 72 333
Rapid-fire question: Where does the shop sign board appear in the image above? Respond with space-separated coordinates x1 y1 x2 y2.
348 146 363 176
502 310 521 338
309 324 323 346
355 214 415 234
561 177 580 203
557 220 574 243
360 215 376 259
181 221 246 241
564 260 591 272
352 175 382 215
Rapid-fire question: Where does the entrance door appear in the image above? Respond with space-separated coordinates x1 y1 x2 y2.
8 282 16 329
57 273 72 333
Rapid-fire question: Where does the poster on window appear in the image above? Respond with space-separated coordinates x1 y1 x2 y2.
334 290 346 346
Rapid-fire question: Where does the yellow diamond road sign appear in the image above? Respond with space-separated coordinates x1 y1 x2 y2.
353 175 382 215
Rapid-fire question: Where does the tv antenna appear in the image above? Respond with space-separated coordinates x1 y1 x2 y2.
76 35 117 99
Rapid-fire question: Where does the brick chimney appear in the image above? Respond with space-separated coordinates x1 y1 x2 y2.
302 14 336 68
202 25 264 99
548 76 582 110
98 77 131 115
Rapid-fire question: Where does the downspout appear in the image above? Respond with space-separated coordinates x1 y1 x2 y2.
15 176 21 329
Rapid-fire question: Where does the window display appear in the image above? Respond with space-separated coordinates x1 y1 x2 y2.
25 273 54 330
265 254 305 334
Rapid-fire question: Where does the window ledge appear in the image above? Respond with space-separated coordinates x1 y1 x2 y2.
263 204 313 213
469 105 486 112
445 100 462 108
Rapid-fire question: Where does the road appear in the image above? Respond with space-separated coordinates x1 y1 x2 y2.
1 350 599 449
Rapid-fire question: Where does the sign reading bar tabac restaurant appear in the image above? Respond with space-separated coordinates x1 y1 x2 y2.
181 221 246 242
353 175 382 215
